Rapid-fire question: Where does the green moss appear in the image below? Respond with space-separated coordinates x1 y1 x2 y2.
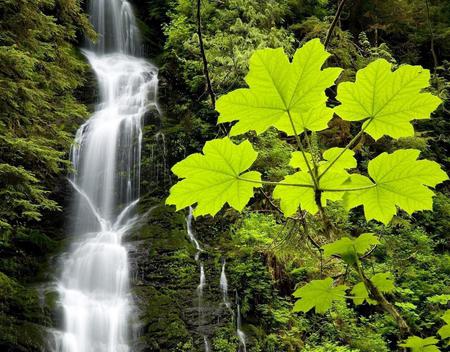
134 286 191 351
0 272 50 350
0 314 46 352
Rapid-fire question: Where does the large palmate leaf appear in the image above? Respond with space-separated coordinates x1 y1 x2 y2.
334 59 442 140
166 138 261 216
293 277 348 314
343 149 448 224
274 148 356 216
322 233 379 264
399 336 440 352
216 39 342 136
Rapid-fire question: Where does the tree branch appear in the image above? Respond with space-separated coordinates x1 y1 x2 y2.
354 260 411 336
324 0 347 49
425 0 439 80
197 0 216 107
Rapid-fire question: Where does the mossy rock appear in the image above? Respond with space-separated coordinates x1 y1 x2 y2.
0 273 49 324
0 314 46 352
134 286 191 351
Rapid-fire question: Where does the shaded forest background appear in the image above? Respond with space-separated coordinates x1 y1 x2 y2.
0 0 449 351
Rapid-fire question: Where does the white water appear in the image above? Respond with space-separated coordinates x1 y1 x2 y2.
220 260 230 308
236 293 247 352
203 335 211 352
187 206 202 261
197 264 206 295
53 1 158 351
185 208 211 350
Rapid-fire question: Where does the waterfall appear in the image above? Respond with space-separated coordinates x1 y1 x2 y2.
186 206 202 261
220 260 230 308
236 292 247 352
197 263 206 295
203 335 211 352
53 0 158 351
185 207 211 350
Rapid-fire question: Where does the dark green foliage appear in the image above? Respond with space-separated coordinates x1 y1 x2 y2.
0 0 93 230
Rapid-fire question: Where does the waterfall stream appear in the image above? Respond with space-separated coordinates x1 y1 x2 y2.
53 1 158 351
185 207 211 351
220 260 230 308
236 292 247 352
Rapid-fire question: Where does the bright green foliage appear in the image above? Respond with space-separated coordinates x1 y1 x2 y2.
322 233 379 264
350 272 395 305
168 40 447 225
231 213 280 247
292 277 348 314
428 295 450 305
273 167 348 215
289 148 356 171
274 147 356 216
350 282 377 306
399 336 440 352
216 39 342 136
371 272 396 293
334 59 442 140
343 149 448 224
321 148 357 170
166 138 261 216
438 310 450 340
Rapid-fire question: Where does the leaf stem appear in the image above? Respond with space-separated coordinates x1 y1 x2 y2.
304 131 320 177
286 110 320 189
320 184 376 192
238 177 314 189
238 177 375 192
318 118 373 181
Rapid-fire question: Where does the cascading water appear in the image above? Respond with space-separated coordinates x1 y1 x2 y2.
197 264 206 296
53 1 158 351
236 292 247 352
220 260 230 308
187 206 202 261
185 207 211 351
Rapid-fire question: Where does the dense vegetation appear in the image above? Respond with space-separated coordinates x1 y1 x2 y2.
1 0 449 351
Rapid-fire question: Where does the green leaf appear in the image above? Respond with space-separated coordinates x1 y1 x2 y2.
216 39 342 136
350 272 394 306
350 282 377 306
371 272 395 293
290 147 356 171
322 233 379 263
343 149 448 224
289 151 314 171
292 277 348 314
399 336 440 352
438 310 450 340
166 138 261 216
273 168 349 215
334 59 442 140
428 295 450 305
274 147 356 216
321 147 357 170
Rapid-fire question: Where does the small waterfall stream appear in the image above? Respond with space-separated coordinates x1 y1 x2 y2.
185 207 211 351
220 260 230 308
236 292 247 352
52 1 158 351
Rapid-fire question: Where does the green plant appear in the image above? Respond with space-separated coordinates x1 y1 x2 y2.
166 38 448 336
